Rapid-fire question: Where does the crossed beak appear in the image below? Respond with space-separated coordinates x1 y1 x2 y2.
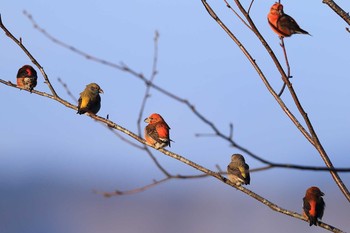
144 117 150 123
99 89 104 94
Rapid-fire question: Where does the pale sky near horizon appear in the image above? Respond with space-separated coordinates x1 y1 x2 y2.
1 1 350 233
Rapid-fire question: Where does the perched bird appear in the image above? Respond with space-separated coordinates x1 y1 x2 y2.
227 154 250 186
303 186 325 226
16 65 38 92
77 83 103 115
144 113 172 149
267 3 310 37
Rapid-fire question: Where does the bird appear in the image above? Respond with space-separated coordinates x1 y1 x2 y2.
77 83 103 115
144 113 172 149
267 2 310 37
227 154 250 186
16 65 38 92
302 186 325 226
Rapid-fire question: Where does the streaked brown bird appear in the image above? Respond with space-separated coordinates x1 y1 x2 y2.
16 65 38 92
303 186 325 226
227 154 250 186
77 83 103 115
144 113 172 149
267 3 310 37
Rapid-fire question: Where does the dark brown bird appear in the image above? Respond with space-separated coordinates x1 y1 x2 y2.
227 154 250 186
16 65 38 92
302 186 325 226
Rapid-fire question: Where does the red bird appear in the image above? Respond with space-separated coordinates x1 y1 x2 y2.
144 113 172 149
303 186 325 226
16 65 38 92
267 3 310 37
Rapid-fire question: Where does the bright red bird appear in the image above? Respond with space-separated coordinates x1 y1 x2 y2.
144 113 172 149
302 186 325 226
16 65 38 92
267 3 310 37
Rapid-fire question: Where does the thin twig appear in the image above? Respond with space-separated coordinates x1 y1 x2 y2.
94 177 171 197
223 0 252 30
278 37 291 97
57 77 78 102
137 31 160 137
247 0 255 15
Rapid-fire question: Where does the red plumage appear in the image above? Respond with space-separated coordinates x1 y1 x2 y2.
144 113 172 149
267 3 310 38
302 186 325 226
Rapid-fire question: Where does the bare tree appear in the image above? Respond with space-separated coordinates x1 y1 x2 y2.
0 1 349 232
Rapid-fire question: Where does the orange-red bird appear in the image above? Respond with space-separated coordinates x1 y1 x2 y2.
303 186 325 226
144 113 172 149
16 65 38 92
267 3 310 37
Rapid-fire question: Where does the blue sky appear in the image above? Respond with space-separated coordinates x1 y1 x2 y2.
1 1 350 232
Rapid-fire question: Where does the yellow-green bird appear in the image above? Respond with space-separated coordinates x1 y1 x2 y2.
77 83 103 115
227 153 250 186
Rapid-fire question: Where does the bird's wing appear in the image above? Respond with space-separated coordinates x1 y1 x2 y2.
317 198 325 219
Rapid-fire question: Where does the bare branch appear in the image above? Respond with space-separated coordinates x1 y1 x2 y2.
94 177 171 197
223 0 252 30
322 0 350 26
247 0 255 15
0 13 58 97
277 38 291 97
204 0 350 201
57 77 78 103
137 31 160 137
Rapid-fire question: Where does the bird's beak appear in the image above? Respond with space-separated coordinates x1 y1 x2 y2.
320 192 325 196
144 117 150 123
99 89 104 94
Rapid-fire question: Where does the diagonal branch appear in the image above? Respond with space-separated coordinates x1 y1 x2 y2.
322 0 350 26
0 14 58 97
209 0 350 202
232 0 350 202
